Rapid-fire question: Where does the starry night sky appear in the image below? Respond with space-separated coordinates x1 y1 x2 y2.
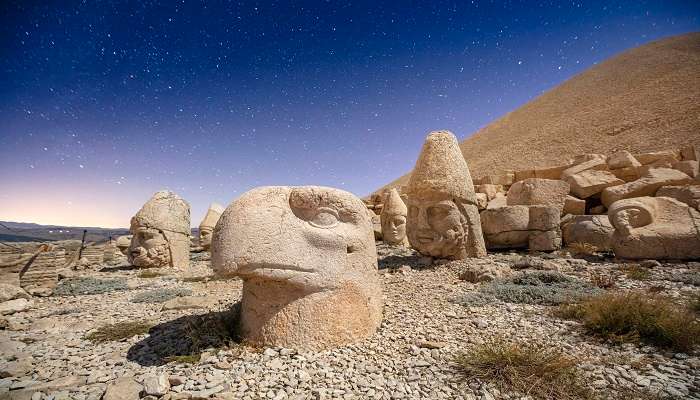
1 1 699 228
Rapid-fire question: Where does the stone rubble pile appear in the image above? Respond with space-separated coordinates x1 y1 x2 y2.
368 142 700 260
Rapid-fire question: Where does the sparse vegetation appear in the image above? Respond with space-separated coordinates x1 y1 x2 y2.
137 270 168 279
454 337 592 400
620 264 651 280
689 294 700 314
451 292 497 307
130 288 192 304
555 292 700 352
181 275 229 283
164 354 201 364
568 242 598 256
666 271 700 286
590 273 616 289
54 277 129 296
479 271 601 305
85 321 153 343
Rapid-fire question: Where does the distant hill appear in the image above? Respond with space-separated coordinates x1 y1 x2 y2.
0 221 129 243
372 32 700 197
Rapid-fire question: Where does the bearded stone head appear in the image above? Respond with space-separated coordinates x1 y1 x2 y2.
405 130 486 259
128 191 190 269
211 185 383 350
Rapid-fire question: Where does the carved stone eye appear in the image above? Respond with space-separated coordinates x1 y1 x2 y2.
309 207 339 229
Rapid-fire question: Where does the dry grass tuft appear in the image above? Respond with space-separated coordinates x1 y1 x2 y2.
590 273 616 289
85 321 153 343
555 292 700 352
454 338 592 400
137 270 168 279
164 354 201 364
620 264 651 281
568 242 599 256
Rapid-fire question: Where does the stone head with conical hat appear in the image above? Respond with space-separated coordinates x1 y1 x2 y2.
380 188 409 246
405 131 486 259
128 190 191 269
199 203 225 251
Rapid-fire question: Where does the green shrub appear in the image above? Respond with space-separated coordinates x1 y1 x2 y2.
454 337 592 400
130 288 192 304
54 277 129 296
556 292 700 352
479 271 601 305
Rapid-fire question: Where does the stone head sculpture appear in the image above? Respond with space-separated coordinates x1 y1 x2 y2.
380 188 409 246
198 203 225 251
128 191 190 269
609 196 700 259
211 186 383 350
115 235 133 256
405 131 486 259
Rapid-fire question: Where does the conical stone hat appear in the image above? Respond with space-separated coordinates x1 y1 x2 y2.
406 130 476 203
131 190 190 235
381 188 407 217
200 203 225 230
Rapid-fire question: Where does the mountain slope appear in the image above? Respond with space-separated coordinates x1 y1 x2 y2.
373 32 700 197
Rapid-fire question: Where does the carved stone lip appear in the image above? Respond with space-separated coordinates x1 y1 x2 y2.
236 263 315 275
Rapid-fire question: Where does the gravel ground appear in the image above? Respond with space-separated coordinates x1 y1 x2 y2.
1 245 698 400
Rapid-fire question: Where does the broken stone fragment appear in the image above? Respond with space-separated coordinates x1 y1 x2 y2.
601 168 693 207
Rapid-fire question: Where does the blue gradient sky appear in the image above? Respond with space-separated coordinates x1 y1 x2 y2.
1 1 699 227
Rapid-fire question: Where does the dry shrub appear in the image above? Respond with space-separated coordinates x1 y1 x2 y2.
590 273 616 289
620 264 651 280
85 320 153 343
137 270 167 278
568 242 598 256
454 337 592 400
556 292 700 352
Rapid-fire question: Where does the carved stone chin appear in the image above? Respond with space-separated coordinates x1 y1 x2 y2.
211 185 383 350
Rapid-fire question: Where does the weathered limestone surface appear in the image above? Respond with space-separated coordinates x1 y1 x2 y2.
607 150 641 169
563 195 586 215
601 168 694 207
610 166 642 182
475 193 488 211
507 178 570 213
199 203 225 251
565 170 624 199
680 145 698 161
211 186 383 350
474 184 503 201
128 191 190 270
561 215 614 250
672 160 699 178
380 189 409 246
560 157 608 180
486 196 507 210
480 205 561 251
115 235 132 256
609 196 700 260
634 150 680 165
656 185 700 210
405 131 486 259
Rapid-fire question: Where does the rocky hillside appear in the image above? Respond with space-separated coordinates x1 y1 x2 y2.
373 32 700 197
